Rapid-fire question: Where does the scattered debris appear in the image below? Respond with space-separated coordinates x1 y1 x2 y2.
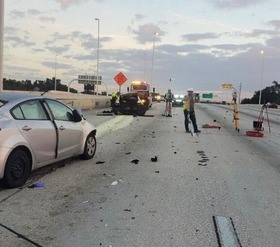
202 124 221 129
198 163 207 166
111 181 118 186
155 171 160 173
28 182 45 188
82 200 89 204
124 209 132 212
197 151 209 166
131 159 139 164
97 110 113 116
151 156 158 162
125 152 131 155
96 161 105 164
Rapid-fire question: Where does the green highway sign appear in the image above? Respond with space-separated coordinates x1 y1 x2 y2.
202 93 213 99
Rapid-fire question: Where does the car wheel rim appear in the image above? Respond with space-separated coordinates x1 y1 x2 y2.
11 158 25 179
86 137 96 155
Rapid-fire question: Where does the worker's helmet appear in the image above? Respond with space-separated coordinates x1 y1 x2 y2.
187 87 194 92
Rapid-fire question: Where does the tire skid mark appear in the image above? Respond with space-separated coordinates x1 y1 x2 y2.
0 222 45 247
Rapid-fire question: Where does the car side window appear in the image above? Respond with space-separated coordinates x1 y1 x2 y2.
12 100 48 120
46 99 74 121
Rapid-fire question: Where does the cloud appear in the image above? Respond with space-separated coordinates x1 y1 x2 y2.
4 26 20 35
27 9 43 16
158 44 209 54
212 43 257 51
42 61 75 70
243 29 277 38
267 20 280 31
39 16 56 23
55 0 103 9
131 23 166 44
9 10 25 19
134 14 146 21
266 36 280 49
182 32 221 42
211 0 264 10
5 36 35 48
45 45 71 55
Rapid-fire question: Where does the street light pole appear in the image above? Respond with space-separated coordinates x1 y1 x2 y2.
95 18 100 95
0 0 4 92
143 53 147 81
54 54 57 91
151 32 158 90
259 50 265 105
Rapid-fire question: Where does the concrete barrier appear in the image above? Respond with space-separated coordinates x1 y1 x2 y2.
3 90 111 110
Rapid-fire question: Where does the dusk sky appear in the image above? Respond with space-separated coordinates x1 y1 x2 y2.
3 0 280 98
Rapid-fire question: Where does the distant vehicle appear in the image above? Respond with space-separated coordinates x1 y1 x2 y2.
266 103 278 109
150 92 159 102
157 95 165 102
172 94 184 107
112 92 148 116
130 81 152 108
150 92 164 102
0 93 97 188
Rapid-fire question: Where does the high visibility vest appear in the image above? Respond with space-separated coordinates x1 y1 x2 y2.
111 92 118 100
165 92 174 101
183 95 194 111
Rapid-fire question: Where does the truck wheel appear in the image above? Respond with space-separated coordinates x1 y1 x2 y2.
3 149 31 188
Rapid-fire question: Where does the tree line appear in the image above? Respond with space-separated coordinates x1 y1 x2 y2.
241 81 280 104
3 77 78 93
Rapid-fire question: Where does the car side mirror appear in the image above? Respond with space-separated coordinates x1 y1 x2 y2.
72 109 82 122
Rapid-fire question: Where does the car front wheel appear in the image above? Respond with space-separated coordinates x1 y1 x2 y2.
80 134 97 160
3 149 31 188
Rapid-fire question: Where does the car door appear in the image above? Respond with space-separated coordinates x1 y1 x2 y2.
45 99 83 159
12 99 57 165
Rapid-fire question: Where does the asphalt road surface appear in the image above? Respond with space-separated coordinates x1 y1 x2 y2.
0 102 280 247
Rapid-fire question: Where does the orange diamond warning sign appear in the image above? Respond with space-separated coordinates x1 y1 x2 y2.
114 72 127 86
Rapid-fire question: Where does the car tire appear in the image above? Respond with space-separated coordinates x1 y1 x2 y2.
137 110 146 116
3 149 31 188
80 134 97 160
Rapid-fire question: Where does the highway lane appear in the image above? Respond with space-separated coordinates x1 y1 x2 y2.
0 102 279 247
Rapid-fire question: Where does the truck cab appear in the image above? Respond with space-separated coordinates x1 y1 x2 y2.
130 81 152 109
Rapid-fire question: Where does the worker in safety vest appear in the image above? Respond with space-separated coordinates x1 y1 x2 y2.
164 89 174 117
111 92 120 107
183 88 201 133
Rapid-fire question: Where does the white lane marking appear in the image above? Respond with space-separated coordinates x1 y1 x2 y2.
214 216 241 247
96 115 134 138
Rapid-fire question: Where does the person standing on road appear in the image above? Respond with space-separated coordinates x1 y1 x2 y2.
164 89 174 117
183 88 201 133
111 91 120 107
